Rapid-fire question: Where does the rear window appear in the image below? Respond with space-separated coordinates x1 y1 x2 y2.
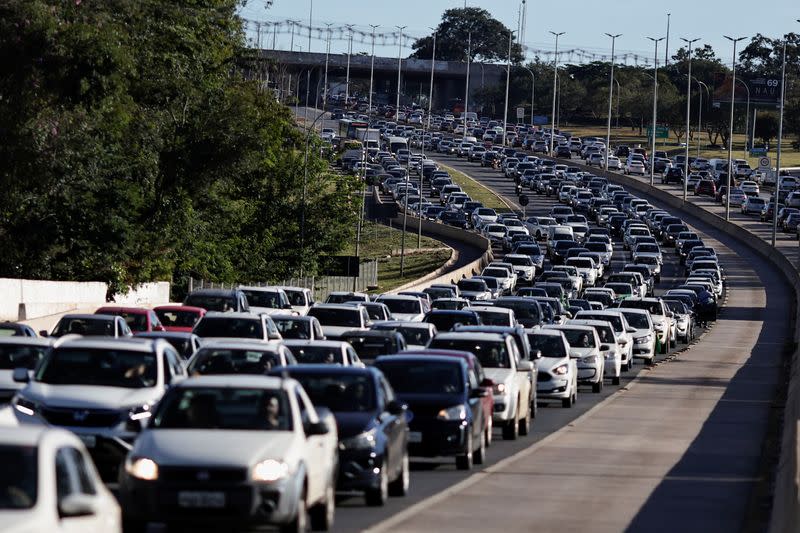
193 317 263 339
377 361 464 394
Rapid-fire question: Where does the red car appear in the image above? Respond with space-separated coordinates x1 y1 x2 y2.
401 349 495 447
153 305 207 333
694 179 716 197
94 306 165 335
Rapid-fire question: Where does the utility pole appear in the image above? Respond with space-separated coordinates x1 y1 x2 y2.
772 36 789 247
502 31 514 147
396 26 410 277
548 31 564 155
646 36 665 186
604 33 621 170
464 31 472 119
681 37 700 202
421 28 437 249
723 35 746 221
665 14 671 66
345 25 354 108
322 23 332 110
307 0 313 53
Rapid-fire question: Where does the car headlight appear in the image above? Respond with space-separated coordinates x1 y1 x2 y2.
437 405 467 420
125 457 159 481
128 405 152 422
635 335 652 344
582 355 597 364
492 382 507 395
13 396 37 416
653 323 665 331
252 459 290 482
340 428 377 450
552 364 568 375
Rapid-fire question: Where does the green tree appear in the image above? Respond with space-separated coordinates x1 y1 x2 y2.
410 8 523 63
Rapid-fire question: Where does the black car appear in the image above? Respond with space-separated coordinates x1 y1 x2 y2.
439 211 468 228
184 288 250 313
555 146 572 159
662 167 684 185
423 310 482 332
338 330 406 362
374 355 487 470
136 331 202 359
272 366 409 505
0 321 37 337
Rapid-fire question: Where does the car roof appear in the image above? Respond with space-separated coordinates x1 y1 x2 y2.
199 339 282 350
55 337 160 352
529 329 566 338
95 306 150 314
188 289 240 296
154 305 206 312
282 340 348 348
373 321 433 329
0 337 54 347
311 304 363 311
545 324 596 333
60 313 117 321
0 426 78 447
470 306 512 314
175 375 289 390
272 365 376 377
374 355 466 367
203 312 261 320
271 314 315 322
376 294 420 301
135 332 198 340
434 331 506 341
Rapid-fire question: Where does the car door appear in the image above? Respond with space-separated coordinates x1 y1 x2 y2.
465 366 483 443
509 339 531 416
55 447 111 533
294 387 326 503
378 375 405 478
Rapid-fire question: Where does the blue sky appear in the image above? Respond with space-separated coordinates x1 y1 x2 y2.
239 0 798 66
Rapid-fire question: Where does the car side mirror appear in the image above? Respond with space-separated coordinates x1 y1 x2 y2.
39 330 49 338
13 367 30 383
283 303 293 310
470 387 490 398
532 349 542 360
569 350 581 359
58 494 96 518
626 327 637 333
386 400 406 416
517 360 534 372
154 325 166 332
306 420 329 436
600 344 612 351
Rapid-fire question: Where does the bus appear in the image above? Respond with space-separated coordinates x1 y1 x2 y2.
338 119 369 140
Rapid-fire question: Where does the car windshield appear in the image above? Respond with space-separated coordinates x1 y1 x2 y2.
483 268 508 278
0 344 48 370
288 344 345 365
506 256 533 266
156 309 201 329
458 280 487 292
341 335 396 359
307 308 362 327
193 318 263 339
292 374 375 412
283 290 308 307
528 334 566 357
636 256 658 265
241 290 282 309
586 243 607 252
0 445 37 509
36 348 157 388
559 329 596 348
620 300 663 315
184 295 236 312
52 317 115 337
605 283 632 295
496 300 540 321
152 387 292 431
473 309 512 326
424 287 453 300
188 348 281 375
428 338 511 368
273 318 312 339
378 361 464 394
102 311 147 332
579 314 623 332
620 311 650 329
380 299 422 314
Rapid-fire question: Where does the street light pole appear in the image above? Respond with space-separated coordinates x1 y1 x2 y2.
521 66 535 126
695 80 709 158
723 35 746 221
772 36 789 247
321 24 332 110
665 14 671 66
604 33 621 170
614 78 620 128
646 36 665 186
735 77 751 159
465 31 472 119
427 29 437 130
681 37 700 202
396 26 410 277
420 28 437 249
502 31 514 147
307 0 313 53
549 31 565 156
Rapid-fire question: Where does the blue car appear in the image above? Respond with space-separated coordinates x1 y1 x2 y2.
270 365 409 506
373 355 489 470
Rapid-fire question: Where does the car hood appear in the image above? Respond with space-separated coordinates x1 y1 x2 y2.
333 411 376 439
134 429 298 468
21 383 160 410
391 313 425 322
250 306 287 316
484 368 514 385
320 325 364 339
569 347 597 359
0 512 48 533
536 357 569 372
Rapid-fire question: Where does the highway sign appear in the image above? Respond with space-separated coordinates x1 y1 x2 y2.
758 157 771 170
516 107 525 120
646 126 669 139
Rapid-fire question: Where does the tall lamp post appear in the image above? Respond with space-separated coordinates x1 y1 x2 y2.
695 79 709 158
464 31 472 119
420 27 437 249
395 26 410 277
549 31 565 155
734 77 751 159
681 37 700 202
520 66 535 126
321 23 333 110
772 31 792 247
502 31 514 147
646 36 665 186
344 25 354 108
604 33 621 170
723 35 746 221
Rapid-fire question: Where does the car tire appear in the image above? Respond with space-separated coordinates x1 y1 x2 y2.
474 430 486 465
592 379 603 393
310 483 335 531
484 416 493 448
562 393 574 408
519 401 531 436
280 486 309 533
660 339 668 354
502 413 519 440
365 461 389 506
388 452 410 497
612 375 621 386
456 433 474 470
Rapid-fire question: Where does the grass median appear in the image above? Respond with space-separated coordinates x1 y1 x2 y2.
436 162 512 213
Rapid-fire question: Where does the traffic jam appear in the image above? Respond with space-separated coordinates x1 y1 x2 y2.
0 111 725 532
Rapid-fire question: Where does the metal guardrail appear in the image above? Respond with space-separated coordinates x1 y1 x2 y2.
189 261 378 302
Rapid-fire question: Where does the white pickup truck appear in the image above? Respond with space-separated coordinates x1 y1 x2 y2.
118 375 339 531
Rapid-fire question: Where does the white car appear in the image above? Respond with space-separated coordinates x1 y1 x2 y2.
606 156 622 170
12 337 186 477
306 304 371 340
568 319 622 385
616 308 656 364
470 306 516 328
574 310 636 371
282 339 365 366
185 339 297 375
625 160 646 176
118 375 338 531
428 332 535 440
739 180 759 195
565 257 598 287
482 223 508 244
278 286 315 315
618 298 672 354
524 216 557 240
238 286 296 316
543 324 605 393
0 426 121 532
374 295 426 322
472 207 498 229
0 337 54 404
527 329 578 407
504 254 537 283
370 321 437 351
456 278 493 301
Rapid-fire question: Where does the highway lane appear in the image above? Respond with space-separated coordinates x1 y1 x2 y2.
356 152 788 533
331 154 715 532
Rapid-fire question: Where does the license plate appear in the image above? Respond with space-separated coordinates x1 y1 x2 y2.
178 491 226 509
78 435 96 448
408 431 422 443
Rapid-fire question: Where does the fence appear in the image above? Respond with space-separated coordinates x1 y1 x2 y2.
189 261 378 303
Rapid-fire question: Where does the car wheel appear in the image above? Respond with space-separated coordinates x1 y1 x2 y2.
612 375 621 386
660 338 668 354
502 413 519 440
456 433 474 470
365 461 389 506
592 378 603 393
280 486 309 533
474 429 486 465
519 401 531 436
388 451 410 497
485 416 493 448
310 483 335 531
561 393 574 408
646 357 655 366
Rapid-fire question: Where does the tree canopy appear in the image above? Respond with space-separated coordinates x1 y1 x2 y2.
410 8 523 63
0 0 359 295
